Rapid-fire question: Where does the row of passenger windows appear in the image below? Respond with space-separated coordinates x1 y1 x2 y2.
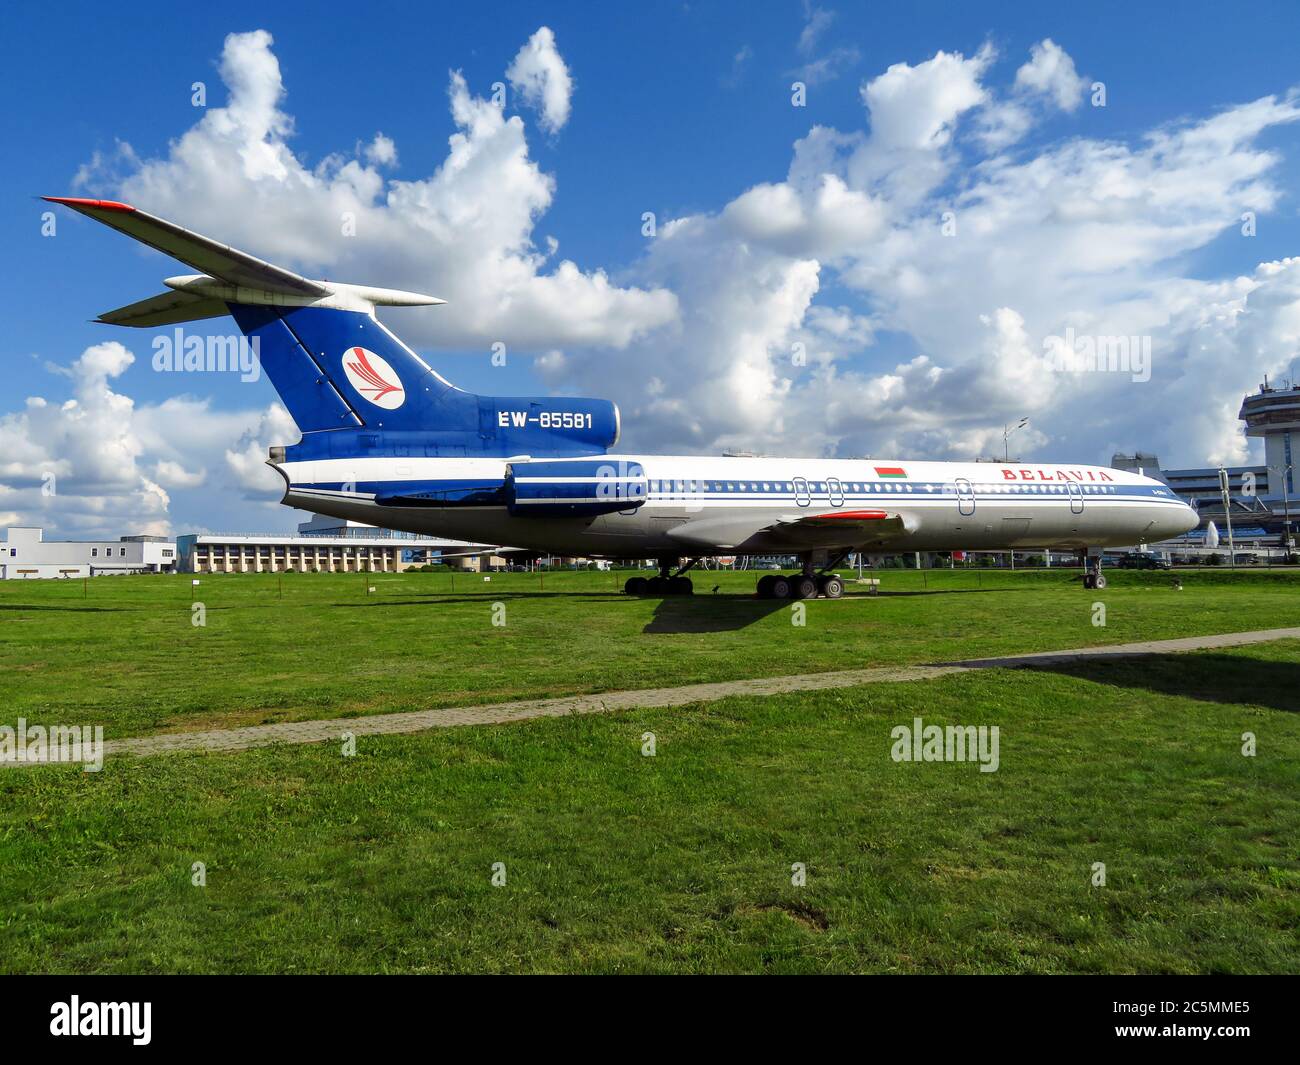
957 483 1118 494
645 480 1121 494
647 481 816 493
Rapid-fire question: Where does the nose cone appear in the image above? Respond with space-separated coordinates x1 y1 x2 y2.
1165 500 1200 539
1143 475 1198 538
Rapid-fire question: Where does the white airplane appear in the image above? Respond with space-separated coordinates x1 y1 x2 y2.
49 196 1199 597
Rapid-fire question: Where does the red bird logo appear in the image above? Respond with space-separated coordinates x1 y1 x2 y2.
342 347 405 409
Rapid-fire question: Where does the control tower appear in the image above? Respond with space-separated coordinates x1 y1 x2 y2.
1239 376 1299 497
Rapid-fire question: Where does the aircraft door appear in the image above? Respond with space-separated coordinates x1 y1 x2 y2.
955 478 976 516
1067 480 1084 514
793 477 811 507
827 477 845 507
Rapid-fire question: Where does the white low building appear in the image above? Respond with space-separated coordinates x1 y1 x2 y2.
0 527 177 579
176 514 498 574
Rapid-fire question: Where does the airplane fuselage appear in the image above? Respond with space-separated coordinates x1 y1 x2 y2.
273 454 1197 560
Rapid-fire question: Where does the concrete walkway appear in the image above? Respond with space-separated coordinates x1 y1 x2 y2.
44 626 1300 762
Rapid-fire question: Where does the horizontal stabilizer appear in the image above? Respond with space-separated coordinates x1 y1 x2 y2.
96 290 230 328
44 197 326 296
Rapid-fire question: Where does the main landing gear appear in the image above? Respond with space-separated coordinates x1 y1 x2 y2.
624 558 697 597
1078 550 1107 590
755 554 846 600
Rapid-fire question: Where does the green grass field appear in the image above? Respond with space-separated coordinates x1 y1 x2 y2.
1 569 1297 972
1 567 1297 738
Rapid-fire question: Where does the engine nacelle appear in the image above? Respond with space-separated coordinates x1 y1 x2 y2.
506 459 647 518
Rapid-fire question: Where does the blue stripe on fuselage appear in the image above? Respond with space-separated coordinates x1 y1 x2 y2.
294 478 1186 505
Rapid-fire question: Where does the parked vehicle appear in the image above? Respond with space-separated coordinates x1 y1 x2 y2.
1116 552 1172 570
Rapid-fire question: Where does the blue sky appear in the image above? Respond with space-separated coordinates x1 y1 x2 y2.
5 0 1300 536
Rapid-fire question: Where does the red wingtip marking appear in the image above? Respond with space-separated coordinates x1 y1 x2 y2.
42 196 136 213
819 510 889 520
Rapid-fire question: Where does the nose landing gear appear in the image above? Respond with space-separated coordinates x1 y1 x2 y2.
1078 550 1107 590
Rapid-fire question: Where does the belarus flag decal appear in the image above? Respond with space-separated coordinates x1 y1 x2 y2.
873 466 907 478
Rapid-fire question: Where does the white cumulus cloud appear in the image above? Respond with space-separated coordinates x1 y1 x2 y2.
1015 38 1089 112
506 26 574 134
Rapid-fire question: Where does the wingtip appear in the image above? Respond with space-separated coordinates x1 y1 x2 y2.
43 195 136 213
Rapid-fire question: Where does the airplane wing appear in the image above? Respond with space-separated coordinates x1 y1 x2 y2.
764 509 915 548
43 197 327 297
780 509 902 530
668 509 915 551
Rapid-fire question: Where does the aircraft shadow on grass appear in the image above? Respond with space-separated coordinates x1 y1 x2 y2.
642 593 791 633
641 585 1026 633
985 652 1300 715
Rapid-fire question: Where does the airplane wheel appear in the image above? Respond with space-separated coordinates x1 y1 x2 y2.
791 576 818 600
819 575 844 599
756 575 776 598
670 576 693 595
647 576 667 596
1082 574 1095 590
625 576 647 596
770 576 792 599
1093 574 1107 590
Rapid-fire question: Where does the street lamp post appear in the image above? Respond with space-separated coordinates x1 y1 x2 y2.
1285 470 1294 560
1001 418 1029 572
1271 462 1293 562
1004 418 1029 463
1218 467 1236 568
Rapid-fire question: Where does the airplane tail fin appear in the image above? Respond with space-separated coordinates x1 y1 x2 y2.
43 196 448 433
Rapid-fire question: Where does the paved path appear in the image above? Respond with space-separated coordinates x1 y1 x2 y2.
29 627 1300 763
